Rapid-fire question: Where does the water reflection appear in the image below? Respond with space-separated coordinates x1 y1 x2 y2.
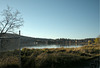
21 45 83 49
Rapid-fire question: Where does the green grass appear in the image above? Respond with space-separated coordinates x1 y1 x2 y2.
0 45 100 68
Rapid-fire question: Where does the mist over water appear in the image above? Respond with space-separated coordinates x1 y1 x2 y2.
21 44 83 49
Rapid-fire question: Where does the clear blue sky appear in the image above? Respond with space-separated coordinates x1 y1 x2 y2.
0 0 99 39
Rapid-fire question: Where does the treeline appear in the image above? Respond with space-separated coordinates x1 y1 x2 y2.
27 38 95 45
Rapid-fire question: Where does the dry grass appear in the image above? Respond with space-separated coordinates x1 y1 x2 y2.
0 44 100 68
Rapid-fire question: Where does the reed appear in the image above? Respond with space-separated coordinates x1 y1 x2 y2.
0 45 100 68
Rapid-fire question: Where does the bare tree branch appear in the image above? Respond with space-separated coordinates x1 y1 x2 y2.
0 6 23 36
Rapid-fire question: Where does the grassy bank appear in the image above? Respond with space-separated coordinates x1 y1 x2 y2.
0 45 100 68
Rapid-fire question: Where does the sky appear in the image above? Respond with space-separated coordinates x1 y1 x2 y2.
0 0 100 39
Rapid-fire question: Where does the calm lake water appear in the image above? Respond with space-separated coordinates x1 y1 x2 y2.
21 45 83 49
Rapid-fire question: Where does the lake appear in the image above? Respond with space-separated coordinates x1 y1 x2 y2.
21 44 83 49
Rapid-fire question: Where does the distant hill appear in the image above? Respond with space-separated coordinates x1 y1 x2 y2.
0 33 53 51
0 33 95 52
0 33 95 42
0 33 53 41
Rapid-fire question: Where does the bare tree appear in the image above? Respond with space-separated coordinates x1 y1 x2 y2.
0 6 23 51
0 6 23 37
